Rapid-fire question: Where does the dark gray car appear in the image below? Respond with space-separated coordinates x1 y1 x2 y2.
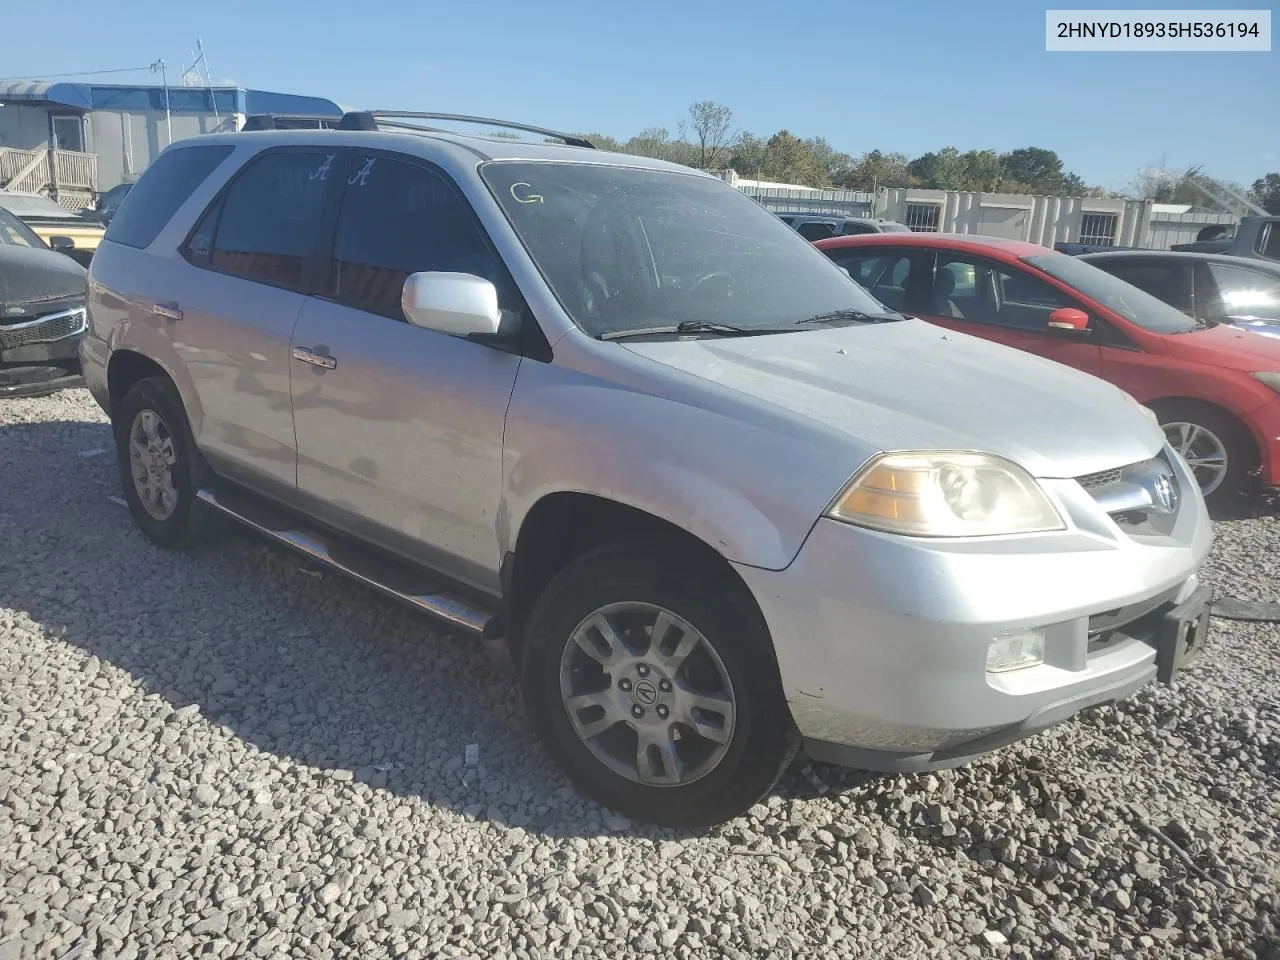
1081 250 1280 339
0 207 87 398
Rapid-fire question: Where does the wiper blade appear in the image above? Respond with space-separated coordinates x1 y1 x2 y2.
600 321 789 341
796 309 901 325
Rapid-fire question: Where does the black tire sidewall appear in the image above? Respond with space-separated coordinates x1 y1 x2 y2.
521 538 796 828
113 378 206 548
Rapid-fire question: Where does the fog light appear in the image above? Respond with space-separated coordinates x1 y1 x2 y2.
986 630 1046 673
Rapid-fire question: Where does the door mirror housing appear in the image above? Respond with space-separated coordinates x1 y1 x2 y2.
48 235 76 253
402 272 502 338
1047 307 1090 333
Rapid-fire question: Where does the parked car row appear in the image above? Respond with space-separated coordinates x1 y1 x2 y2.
0 205 87 398
815 232 1280 506
76 113 1214 827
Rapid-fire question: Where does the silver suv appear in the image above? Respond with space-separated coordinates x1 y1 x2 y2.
82 112 1214 827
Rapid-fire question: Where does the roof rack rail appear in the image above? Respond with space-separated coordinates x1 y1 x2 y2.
336 111 595 148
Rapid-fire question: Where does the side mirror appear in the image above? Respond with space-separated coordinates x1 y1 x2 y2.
402 272 501 338
48 235 76 253
1047 307 1090 333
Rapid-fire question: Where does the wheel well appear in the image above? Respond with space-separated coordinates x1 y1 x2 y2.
504 493 742 656
1145 396 1260 469
107 350 169 416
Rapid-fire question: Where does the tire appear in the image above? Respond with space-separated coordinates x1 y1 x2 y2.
1154 400 1255 508
113 376 218 549
520 536 798 828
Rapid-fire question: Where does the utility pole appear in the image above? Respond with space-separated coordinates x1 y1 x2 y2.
151 58 172 146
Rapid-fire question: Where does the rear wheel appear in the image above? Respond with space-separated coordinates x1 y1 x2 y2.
113 377 218 548
521 537 797 828
1155 401 1255 506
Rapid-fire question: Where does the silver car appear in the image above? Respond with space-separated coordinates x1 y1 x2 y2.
81 112 1214 828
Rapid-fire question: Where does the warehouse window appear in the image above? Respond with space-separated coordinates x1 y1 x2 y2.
1080 213 1118 246
904 203 940 232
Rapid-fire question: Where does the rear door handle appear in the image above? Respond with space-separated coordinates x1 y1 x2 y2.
292 346 337 370
152 302 183 322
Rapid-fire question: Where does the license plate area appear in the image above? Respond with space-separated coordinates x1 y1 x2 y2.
1155 584 1212 684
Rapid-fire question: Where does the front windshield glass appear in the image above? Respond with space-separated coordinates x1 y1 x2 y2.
1024 252 1196 334
482 161 894 337
0 208 43 248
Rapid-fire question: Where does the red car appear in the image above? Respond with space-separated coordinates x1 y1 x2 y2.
815 233 1280 505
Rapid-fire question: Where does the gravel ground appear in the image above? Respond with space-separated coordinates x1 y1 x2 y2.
1 388 1277 960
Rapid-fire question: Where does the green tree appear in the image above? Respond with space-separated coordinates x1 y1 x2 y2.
1251 173 1280 214
761 130 828 187
728 132 768 179
1000 147 1065 193
960 149 1002 191
835 150 916 190
907 147 967 189
805 137 854 183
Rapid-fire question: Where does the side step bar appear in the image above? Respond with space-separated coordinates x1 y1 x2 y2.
195 487 498 637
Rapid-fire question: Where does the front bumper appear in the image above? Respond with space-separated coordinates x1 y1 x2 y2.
0 306 86 399
734 453 1214 772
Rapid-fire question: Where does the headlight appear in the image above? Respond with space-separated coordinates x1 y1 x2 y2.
1252 372 1280 394
827 452 1064 537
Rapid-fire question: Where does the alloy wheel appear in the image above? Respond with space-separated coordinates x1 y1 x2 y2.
1163 420 1228 496
128 408 180 520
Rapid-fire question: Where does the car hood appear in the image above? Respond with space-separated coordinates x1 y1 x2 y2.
0 245 87 314
1162 322 1280 369
620 319 1165 479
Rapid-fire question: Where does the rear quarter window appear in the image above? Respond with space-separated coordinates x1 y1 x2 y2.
104 145 234 249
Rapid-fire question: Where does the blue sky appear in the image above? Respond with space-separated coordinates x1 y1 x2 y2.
3 0 1276 191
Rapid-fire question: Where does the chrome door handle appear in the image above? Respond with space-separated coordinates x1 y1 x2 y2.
292 346 337 370
152 302 183 322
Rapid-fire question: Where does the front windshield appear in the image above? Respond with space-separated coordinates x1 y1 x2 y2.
0 208 44 248
1024 252 1196 334
482 161 893 337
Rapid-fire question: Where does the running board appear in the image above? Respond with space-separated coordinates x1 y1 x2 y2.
195 487 498 637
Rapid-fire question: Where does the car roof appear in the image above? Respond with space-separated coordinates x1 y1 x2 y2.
0 191 81 218
180 127 705 176
814 232 1050 257
1080 249 1280 272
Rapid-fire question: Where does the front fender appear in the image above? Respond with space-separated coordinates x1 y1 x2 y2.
500 353 869 571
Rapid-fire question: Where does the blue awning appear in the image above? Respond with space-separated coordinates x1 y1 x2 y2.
0 81 92 110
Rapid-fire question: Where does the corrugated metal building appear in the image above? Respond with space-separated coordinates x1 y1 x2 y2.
714 170 1239 251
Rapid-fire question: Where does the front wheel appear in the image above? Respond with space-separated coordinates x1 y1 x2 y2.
521 537 797 828
1156 401 1255 507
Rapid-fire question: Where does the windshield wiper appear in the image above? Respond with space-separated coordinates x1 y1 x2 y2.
599 321 790 341
795 309 902 326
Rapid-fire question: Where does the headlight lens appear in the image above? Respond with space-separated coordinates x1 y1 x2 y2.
828 452 1064 537
1252 372 1280 394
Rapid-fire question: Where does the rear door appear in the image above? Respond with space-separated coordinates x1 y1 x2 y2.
173 147 337 493
919 250 1104 376
289 151 524 592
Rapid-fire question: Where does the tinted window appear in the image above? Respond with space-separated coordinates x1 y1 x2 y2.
483 161 892 337
823 250 914 310
1200 262 1280 320
329 156 511 320
936 253 1075 329
841 221 875 235
797 221 836 241
105 145 233 249
201 151 333 289
1093 260 1192 314
1257 223 1280 262
1023 252 1196 333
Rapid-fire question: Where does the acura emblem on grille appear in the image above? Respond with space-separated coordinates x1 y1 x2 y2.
1151 471 1178 513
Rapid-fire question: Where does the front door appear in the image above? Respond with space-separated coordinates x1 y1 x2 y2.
917 250 1104 377
290 152 523 593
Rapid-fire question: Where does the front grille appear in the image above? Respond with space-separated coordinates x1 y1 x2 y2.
1076 467 1122 489
1074 454 1180 536
0 308 86 351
